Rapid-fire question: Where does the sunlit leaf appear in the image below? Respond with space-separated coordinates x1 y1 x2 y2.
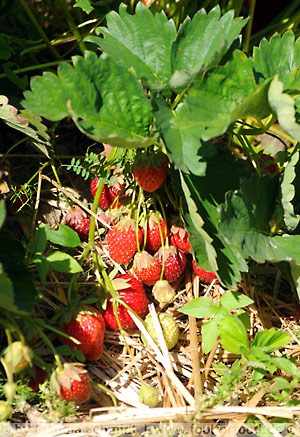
22 52 153 148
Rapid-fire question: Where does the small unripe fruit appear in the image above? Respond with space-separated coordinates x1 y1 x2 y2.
3 341 33 374
152 280 175 304
143 312 179 350
139 384 159 407
0 401 12 421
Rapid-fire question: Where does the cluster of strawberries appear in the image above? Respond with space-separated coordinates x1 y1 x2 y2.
59 150 218 404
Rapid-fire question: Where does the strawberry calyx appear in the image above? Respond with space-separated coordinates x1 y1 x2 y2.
133 251 162 286
50 363 90 403
133 149 167 172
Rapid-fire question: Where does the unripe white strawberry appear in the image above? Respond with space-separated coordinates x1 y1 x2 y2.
152 280 175 303
3 341 33 374
143 312 179 350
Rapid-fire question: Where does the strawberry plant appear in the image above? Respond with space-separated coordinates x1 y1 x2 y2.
19 3 300 298
3 0 300 430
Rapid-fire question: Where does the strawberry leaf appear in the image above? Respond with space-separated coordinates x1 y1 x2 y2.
180 172 248 288
170 6 248 91
201 319 219 354
0 95 51 157
46 252 83 274
219 314 250 355
219 175 280 263
0 230 38 313
178 296 218 318
44 224 81 248
152 93 215 175
251 328 290 353
268 76 300 142
279 150 300 231
252 31 300 90
22 52 153 148
220 290 254 311
91 3 176 91
174 51 272 141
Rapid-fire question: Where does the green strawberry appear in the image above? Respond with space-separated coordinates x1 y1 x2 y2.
143 312 179 350
139 383 159 407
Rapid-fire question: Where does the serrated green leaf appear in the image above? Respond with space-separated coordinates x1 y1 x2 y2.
248 347 277 373
92 3 176 90
178 296 218 318
201 319 219 354
152 94 215 174
0 200 6 228
179 172 218 272
46 251 83 274
279 150 300 231
174 51 272 141
219 314 249 355
170 6 248 91
22 52 153 148
220 290 253 310
219 174 283 263
181 172 248 288
252 31 300 90
0 230 38 313
251 328 290 353
268 76 300 142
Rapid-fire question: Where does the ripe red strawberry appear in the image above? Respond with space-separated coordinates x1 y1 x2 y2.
170 225 192 254
143 213 170 253
60 307 106 361
65 205 90 240
133 251 162 286
28 367 47 392
133 151 167 192
154 246 186 283
103 273 149 330
107 218 143 264
192 260 218 283
50 363 90 404
91 179 124 210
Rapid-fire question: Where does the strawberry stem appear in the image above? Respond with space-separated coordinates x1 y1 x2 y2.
66 147 117 303
91 381 118 407
25 318 63 371
153 197 168 281
135 187 144 253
